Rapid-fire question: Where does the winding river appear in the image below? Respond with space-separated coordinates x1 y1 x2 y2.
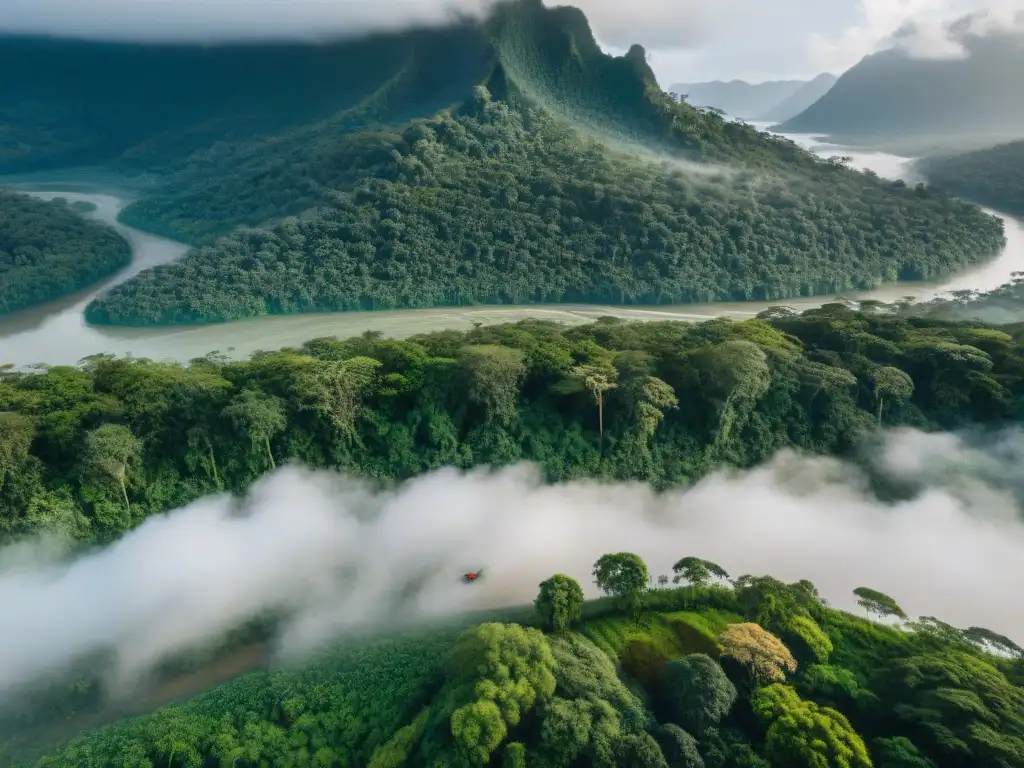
2 132 1022 368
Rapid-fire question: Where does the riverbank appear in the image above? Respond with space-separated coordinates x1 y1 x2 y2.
1 135 1021 369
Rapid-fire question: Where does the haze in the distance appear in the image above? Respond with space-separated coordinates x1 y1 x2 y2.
1 0 1021 82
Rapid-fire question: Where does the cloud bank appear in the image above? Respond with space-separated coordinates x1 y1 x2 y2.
3 0 1021 83
0 0 496 42
0 0 714 48
3 426 1024 702
808 0 1024 72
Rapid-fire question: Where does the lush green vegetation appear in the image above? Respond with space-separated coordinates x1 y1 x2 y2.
4 308 1024 765
1 2 1000 325
921 141 1024 217
0 191 130 314
84 92 1004 325
4 308 1024 547
17 552 1024 767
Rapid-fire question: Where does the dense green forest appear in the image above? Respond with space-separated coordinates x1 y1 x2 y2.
15 551 1024 767
3 308 1022 547
921 141 1024 217
0 191 131 314
1 1 1002 325
85 92 1005 325
4 308 1024 765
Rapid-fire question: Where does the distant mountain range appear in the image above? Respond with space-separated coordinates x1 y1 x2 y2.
667 74 836 122
777 31 1024 142
757 74 838 123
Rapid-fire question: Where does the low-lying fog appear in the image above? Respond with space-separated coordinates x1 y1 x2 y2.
3 426 1024 699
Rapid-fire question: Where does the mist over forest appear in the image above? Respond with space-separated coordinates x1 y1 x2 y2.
4 0 1024 766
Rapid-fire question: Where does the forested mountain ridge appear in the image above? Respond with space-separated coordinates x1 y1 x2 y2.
0 0 790 177
0 0 1007 324
921 140 1024 218
776 30 1024 139
0 24 492 176
0 191 131 314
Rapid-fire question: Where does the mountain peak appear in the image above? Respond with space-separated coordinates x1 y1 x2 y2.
777 32 1024 141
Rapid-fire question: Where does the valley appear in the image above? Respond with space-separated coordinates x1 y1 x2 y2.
4 2 1024 767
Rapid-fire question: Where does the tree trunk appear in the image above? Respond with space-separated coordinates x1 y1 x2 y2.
206 437 221 489
119 473 131 514
598 392 604 445
809 385 823 406
264 436 276 470
715 393 735 446
876 396 884 426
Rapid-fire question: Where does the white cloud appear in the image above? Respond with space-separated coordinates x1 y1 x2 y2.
572 0 785 51
0 0 496 42
3 427 1024 703
807 0 1024 73
0 1 1020 104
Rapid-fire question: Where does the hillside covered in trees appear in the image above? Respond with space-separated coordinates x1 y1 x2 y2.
13 550 1024 767
84 95 1005 325
921 140 1024 217
0 1 1002 325
0 191 131 314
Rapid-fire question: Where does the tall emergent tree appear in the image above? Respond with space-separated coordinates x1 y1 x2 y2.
535 574 585 633
672 557 730 588
0 412 34 494
871 366 914 425
853 587 907 621
719 623 798 684
593 552 649 619
693 339 771 445
459 345 527 425
291 355 381 440
571 361 618 444
222 389 287 471
82 423 142 513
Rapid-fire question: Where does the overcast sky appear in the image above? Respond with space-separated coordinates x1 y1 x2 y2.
0 0 1021 83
